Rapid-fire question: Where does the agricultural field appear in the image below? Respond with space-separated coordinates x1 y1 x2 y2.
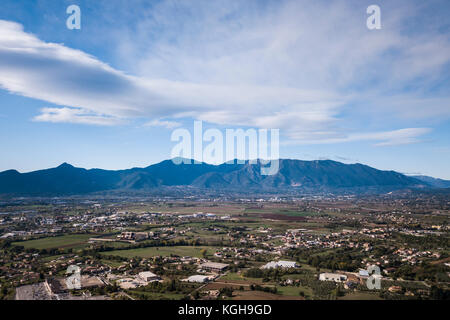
217 273 312 299
12 234 95 250
121 203 245 215
100 246 220 259
338 292 383 300
244 207 318 217
276 285 313 298
127 290 186 300
232 290 304 300
219 273 250 282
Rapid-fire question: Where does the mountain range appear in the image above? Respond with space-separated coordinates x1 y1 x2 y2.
410 175 450 189
0 158 446 196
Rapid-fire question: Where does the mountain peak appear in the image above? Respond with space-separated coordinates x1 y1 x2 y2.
0 169 20 176
57 162 74 169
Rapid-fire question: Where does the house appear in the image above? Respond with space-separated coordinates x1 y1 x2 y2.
118 232 149 242
388 286 402 293
384 267 397 275
319 273 347 283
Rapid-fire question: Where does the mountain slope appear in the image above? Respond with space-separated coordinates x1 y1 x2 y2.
0 159 428 196
411 175 450 188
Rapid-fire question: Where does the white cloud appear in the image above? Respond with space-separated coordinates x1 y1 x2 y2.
122 1 450 92
116 1 450 135
0 19 342 134
284 128 432 146
0 18 353 146
33 107 124 126
355 128 432 146
0 0 448 147
144 119 182 129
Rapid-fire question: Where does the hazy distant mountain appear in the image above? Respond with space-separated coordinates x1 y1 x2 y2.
411 175 450 188
0 159 429 196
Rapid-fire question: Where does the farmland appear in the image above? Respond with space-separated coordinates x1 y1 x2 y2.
100 246 220 259
1 195 448 301
12 234 95 250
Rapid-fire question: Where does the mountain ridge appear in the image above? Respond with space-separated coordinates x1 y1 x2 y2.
0 158 440 196
411 175 450 189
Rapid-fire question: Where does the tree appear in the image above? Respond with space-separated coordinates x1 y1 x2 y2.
220 287 233 297
192 290 200 300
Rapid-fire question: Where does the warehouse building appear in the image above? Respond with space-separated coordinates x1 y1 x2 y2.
261 260 298 269
199 262 229 273
138 271 161 282
183 275 211 283
319 273 348 283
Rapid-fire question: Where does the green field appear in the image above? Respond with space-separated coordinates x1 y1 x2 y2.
100 246 219 259
220 272 247 281
127 291 185 300
276 285 313 297
100 258 127 268
244 208 318 217
338 292 383 300
12 234 95 250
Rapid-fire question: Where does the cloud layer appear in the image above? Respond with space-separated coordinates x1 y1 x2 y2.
0 20 343 133
0 0 449 146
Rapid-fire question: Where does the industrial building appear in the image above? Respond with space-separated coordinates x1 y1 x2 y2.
199 262 229 273
319 273 348 283
261 260 298 269
183 275 211 283
138 271 161 282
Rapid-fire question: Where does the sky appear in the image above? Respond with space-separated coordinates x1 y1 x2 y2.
0 0 449 178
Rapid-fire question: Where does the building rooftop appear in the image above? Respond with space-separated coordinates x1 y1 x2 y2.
200 262 229 269
138 271 158 278
185 275 210 283
261 260 298 269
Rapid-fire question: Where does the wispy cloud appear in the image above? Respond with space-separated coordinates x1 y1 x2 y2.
0 0 448 146
362 128 432 146
283 128 432 146
144 119 182 129
0 19 343 138
33 107 124 126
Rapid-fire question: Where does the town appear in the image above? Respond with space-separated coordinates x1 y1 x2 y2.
0 192 449 300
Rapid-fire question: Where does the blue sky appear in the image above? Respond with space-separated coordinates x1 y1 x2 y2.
0 0 449 178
